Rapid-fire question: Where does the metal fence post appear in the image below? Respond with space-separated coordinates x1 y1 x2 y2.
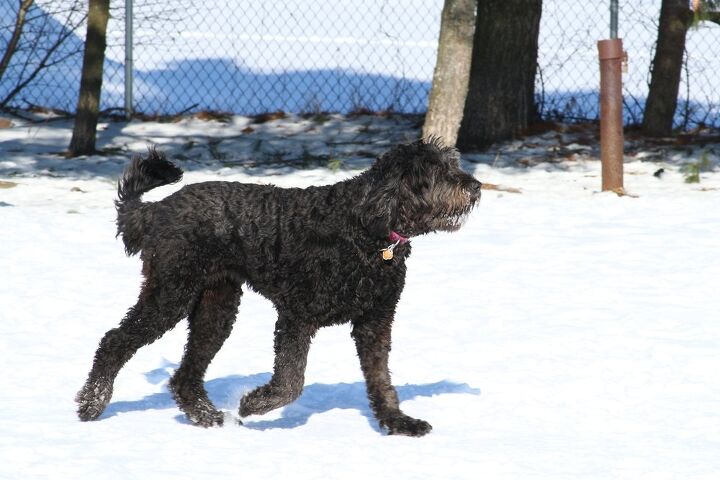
124 0 133 119
610 0 619 39
598 0 624 192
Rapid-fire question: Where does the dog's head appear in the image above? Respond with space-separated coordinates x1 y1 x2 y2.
358 138 481 238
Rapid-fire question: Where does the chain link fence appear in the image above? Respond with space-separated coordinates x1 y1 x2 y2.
107 0 440 115
2 1 720 129
539 1 720 129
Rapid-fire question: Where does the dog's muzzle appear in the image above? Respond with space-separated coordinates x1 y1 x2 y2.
465 179 482 203
470 181 482 198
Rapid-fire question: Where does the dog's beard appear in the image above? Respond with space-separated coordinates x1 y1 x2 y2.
433 209 471 232
420 201 475 233
434 191 478 232
397 185 479 235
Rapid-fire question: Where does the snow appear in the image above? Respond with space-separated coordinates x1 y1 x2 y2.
1 113 720 479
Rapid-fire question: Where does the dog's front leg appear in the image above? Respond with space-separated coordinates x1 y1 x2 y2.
239 317 315 417
352 319 432 437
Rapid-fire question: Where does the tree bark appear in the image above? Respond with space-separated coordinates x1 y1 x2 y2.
422 0 476 147
457 0 542 151
69 0 110 156
642 0 691 137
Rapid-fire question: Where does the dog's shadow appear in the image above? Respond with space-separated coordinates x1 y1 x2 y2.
101 363 480 432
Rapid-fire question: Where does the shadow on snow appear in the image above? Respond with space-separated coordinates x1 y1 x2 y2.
101 367 480 432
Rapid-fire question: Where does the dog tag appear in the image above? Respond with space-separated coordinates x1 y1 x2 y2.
380 239 401 261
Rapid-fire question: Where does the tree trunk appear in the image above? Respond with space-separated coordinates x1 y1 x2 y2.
69 0 110 156
422 0 476 147
642 0 691 137
457 0 542 151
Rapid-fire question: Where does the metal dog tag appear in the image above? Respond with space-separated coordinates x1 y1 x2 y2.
380 239 401 261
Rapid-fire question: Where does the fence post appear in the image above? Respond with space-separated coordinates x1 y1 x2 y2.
597 0 624 192
124 0 133 119
610 0 618 38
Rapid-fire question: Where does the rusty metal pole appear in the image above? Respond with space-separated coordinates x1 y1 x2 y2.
597 1 624 192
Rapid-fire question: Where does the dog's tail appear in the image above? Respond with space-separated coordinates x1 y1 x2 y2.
115 148 183 255
117 148 183 204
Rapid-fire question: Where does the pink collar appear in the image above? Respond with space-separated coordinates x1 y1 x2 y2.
389 231 410 244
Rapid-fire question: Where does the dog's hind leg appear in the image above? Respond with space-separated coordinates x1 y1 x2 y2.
352 319 432 437
169 280 241 427
239 316 315 417
76 278 191 421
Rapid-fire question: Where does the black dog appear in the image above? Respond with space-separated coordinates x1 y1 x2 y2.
76 138 481 436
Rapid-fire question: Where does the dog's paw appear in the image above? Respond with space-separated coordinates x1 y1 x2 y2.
381 414 433 437
239 388 271 417
185 405 225 428
75 378 113 421
239 384 298 417
170 384 225 428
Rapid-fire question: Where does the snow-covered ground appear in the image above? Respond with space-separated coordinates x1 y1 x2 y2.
1 113 719 479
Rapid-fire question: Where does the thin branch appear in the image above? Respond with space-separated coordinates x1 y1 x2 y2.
1 18 83 107
0 0 35 81
2 1 86 107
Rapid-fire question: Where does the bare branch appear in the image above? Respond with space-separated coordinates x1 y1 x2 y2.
1 0 86 108
0 0 35 82
1 13 84 107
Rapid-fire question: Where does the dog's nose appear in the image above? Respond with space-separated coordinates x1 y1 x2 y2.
470 181 482 196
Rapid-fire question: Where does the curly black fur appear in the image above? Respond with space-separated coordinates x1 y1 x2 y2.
116 148 183 255
76 138 481 437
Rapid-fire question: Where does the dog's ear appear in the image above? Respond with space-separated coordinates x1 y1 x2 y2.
356 167 399 238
